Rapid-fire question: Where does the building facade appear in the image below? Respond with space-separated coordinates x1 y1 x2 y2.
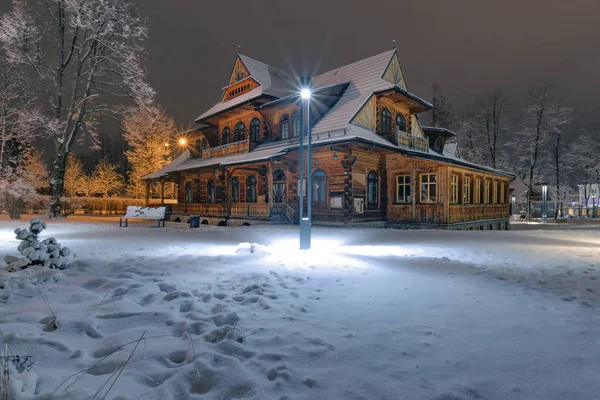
145 49 512 229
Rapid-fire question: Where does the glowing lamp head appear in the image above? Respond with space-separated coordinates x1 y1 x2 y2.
179 138 187 146
300 88 311 99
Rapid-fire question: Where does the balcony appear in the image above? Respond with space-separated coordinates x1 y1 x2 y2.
202 139 249 159
378 131 429 152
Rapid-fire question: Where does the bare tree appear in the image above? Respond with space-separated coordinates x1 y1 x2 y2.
123 104 176 199
89 159 123 198
509 84 568 220
477 90 509 169
456 101 485 164
0 0 154 216
547 101 573 220
425 83 454 128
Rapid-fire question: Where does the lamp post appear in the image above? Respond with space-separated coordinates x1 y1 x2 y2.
542 183 548 223
511 195 516 217
299 88 312 249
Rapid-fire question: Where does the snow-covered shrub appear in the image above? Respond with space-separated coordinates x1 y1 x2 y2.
3 219 71 272
0 177 36 219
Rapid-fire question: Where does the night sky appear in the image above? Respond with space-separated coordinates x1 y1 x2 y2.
3 0 600 134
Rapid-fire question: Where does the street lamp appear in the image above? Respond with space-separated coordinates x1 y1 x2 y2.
511 195 516 217
298 87 312 250
541 183 548 223
178 138 187 146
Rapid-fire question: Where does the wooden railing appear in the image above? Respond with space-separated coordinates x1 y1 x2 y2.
272 202 295 223
398 132 429 152
448 204 509 223
231 203 270 217
202 139 249 159
172 203 226 215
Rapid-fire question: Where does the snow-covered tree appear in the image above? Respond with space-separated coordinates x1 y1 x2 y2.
0 0 154 217
508 84 570 220
89 159 123 198
477 90 510 169
63 152 87 197
123 104 176 198
425 83 454 128
456 101 486 164
22 148 48 192
565 131 600 211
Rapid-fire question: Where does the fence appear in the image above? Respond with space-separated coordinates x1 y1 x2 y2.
21 196 152 216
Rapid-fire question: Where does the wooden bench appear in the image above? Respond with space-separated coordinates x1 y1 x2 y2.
120 206 166 228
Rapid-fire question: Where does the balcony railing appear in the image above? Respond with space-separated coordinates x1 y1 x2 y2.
202 139 249 159
398 132 429 152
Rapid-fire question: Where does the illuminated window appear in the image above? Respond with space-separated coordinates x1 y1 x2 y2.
367 171 379 209
396 175 411 203
185 181 192 203
451 174 459 204
484 180 490 204
463 176 472 204
280 114 289 139
500 182 505 204
381 108 391 133
420 174 437 203
474 178 481 204
493 181 498 204
246 176 256 203
312 169 326 204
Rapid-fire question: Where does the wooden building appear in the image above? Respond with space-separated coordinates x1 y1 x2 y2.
145 49 513 230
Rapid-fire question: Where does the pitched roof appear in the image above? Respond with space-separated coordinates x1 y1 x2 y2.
195 55 298 123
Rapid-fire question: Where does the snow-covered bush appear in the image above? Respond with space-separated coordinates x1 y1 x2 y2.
0 177 36 220
3 219 71 272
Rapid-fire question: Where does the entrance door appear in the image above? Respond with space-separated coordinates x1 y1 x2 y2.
272 170 286 203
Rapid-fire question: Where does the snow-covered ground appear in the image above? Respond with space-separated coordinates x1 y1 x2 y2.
0 219 599 400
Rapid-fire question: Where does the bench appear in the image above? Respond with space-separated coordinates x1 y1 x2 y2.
120 206 166 228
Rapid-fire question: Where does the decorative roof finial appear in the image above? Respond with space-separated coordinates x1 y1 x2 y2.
237 45 242 55
392 39 396 50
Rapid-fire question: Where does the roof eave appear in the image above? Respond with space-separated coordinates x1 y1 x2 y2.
194 93 279 124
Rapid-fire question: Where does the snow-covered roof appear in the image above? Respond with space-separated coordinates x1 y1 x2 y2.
443 141 459 157
422 126 456 138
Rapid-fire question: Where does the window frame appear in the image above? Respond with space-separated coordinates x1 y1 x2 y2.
420 174 437 203
463 176 472 204
493 181 498 204
500 182 505 204
291 111 301 138
222 127 230 145
312 169 327 204
234 122 246 142
381 108 391 133
246 175 257 203
280 114 290 139
231 177 239 203
396 175 411 203
367 170 379 209
250 118 261 142
484 180 490 204
451 174 459 204
207 179 215 203
396 114 407 132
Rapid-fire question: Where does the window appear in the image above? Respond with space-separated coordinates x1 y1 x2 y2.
246 176 257 203
185 181 192 203
202 138 208 150
463 176 472 204
194 139 202 154
451 174 459 204
475 178 481 204
291 111 301 138
396 175 411 203
367 171 379 209
234 122 246 142
434 137 442 153
484 180 490 204
500 182 505 204
250 118 261 142
396 114 407 132
273 170 286 203
207 180 215 203
222 127 230 145
231 177 239 203
493 181 498 204
312 169 326 204
216 185 223 202
420 174 437 203
381 108 391 133
280 114 289 139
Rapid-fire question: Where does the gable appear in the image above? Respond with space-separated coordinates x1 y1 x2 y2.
228 57 251 85
382 53 406 89
411 115 425 138
350 95 377 132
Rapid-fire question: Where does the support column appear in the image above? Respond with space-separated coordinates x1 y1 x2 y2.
268 161 273 217
160 180 165 206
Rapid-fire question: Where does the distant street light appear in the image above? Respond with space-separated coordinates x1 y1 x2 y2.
542 183 548 223
511 195 516 216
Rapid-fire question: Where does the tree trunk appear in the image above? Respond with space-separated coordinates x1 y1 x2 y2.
49 149 67 217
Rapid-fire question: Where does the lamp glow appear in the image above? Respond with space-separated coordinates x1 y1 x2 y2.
179 138 187 146
300 88 311 99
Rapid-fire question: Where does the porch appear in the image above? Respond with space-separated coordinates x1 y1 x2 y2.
170 202 295 223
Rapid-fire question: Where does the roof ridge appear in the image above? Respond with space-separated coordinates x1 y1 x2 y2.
314 49 395 80
238 54 297 80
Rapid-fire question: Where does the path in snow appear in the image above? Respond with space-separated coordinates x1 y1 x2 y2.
0 220 598 400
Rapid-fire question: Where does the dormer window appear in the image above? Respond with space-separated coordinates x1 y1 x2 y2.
396 114 407 133
381 108 391 133
280 114 290 139
234 122 246 142
222 127 230 145
291 111 300 138
250 118 261 142
434 137 442 153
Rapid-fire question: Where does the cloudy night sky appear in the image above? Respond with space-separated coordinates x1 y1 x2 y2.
2 0 599 133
